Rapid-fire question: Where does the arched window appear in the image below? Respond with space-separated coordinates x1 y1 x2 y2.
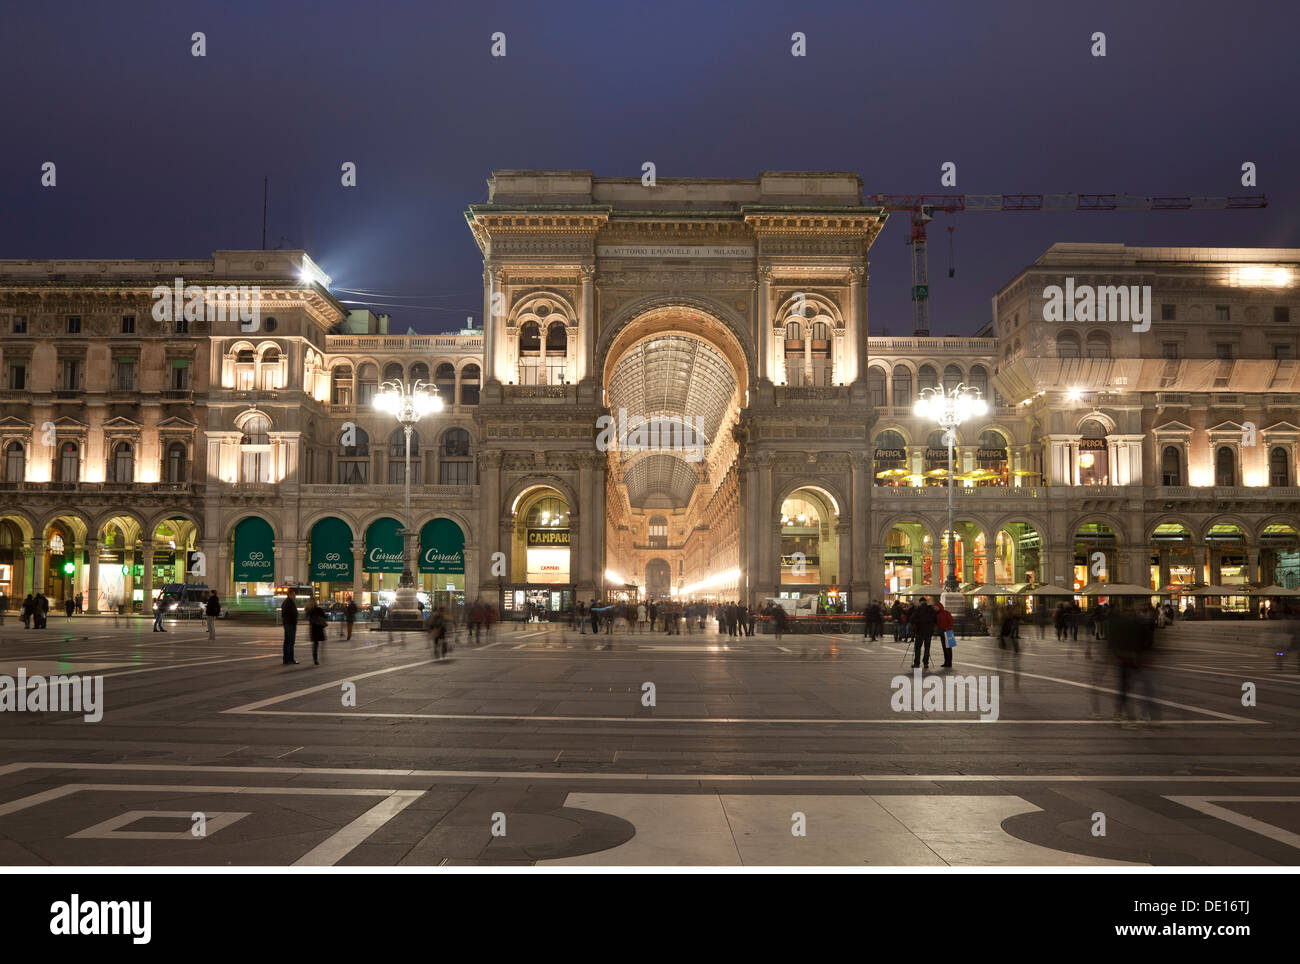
969 364 989 400
1085 331 1111 359
546 323 568 383
388 427 420 484
59 441 79 482
1270 446 1291 487
867 367 887 407
811 321 830 342
107 442 134 483
409 362 430 384
337 427 370 484
240 414 271 484
546 321 567 353
382 361 403 382
975 429 1008 485
1215 446 1236 487
648 515 668 549
518 322 541 385
873 430 907 486
519 322 541 353
434 363 455 401
892 365 912 408
357 363 378 407
331 365 353 406
1161 446 1182 486
1077 419 1109 486
166 442 187 483
4 441 25 482
258 346 281 389
918 365 939 392
1056 332 1081 358
235 348 256 390
459 364 480 406
439 428 472 485
943 364 963 393
785 321 803 342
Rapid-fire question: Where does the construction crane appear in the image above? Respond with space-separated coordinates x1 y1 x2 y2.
863 193 1269 336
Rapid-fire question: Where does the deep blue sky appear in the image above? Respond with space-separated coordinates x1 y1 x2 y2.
3 0 1297 334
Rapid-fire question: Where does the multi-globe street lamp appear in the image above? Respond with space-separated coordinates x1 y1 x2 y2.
373 378 443 624
914 384 988 602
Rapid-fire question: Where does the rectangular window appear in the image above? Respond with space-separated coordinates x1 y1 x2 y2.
439 461 471 485
170 359 190 389
388 459 420 485
115 360 136 391
12 316 26 334
1275 306 1292 324
1273 345 1295 360
62 359 80 390
66 315 82 334
1215 343 1234 360
1161 342 1180 360
1161 304 1177 321
8 363 25 390
121 315 135 334
1215 305 1230 321
175 317 189 334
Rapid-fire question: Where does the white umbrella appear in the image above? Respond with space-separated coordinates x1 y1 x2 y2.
1187 584 1249 596
1081 583 1157 596
1026 583 1074 596
897 584 943 596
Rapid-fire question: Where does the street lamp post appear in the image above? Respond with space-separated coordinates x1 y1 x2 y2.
914 384 988 610
373 378 443 627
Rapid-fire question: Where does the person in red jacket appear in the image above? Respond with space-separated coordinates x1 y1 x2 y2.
934 600 955 668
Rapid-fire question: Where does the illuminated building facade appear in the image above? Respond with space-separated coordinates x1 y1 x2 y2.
0 176 1297 616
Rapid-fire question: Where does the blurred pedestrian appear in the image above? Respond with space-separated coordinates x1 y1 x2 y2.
281 590 298 663
205 590 221 640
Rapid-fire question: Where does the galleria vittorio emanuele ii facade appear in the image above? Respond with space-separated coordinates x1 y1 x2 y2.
1 170 1298 618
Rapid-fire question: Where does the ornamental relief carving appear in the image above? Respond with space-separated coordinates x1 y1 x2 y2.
596 270 757 289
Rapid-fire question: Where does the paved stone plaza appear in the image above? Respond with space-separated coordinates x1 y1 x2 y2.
1 614 1298 866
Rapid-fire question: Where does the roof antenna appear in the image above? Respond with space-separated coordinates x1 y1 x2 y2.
261 176 268 250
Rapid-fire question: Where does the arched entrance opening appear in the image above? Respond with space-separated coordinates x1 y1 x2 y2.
95 515 142 613
779 487 842 611
645 558 671 600
230 517 276 607
1206 522 1251 614
995 522 1041 585
420 518 466 616
507 487 573 619
1261 523 1300 589
42 516 86 609
1150 522 1195 605
1073 521 1118 595
938 522 984 588
601 305 748 604
884 522 932 596
0 517 28 603
152 517 199 589
309 516 355 604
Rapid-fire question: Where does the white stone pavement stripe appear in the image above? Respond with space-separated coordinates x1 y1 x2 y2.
98 654 278 678
220 651 1258 725
879 645 1260 723
1165 796 1300 851
230 709 1247 725
293 790 424 866
5 762 1300 783
223 659 433 713
0 781 422 865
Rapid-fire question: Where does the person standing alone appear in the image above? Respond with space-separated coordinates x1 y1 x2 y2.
205 590 221 640
281 590 299 664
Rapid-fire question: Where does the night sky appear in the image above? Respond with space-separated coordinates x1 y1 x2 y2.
4 0 1297 335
